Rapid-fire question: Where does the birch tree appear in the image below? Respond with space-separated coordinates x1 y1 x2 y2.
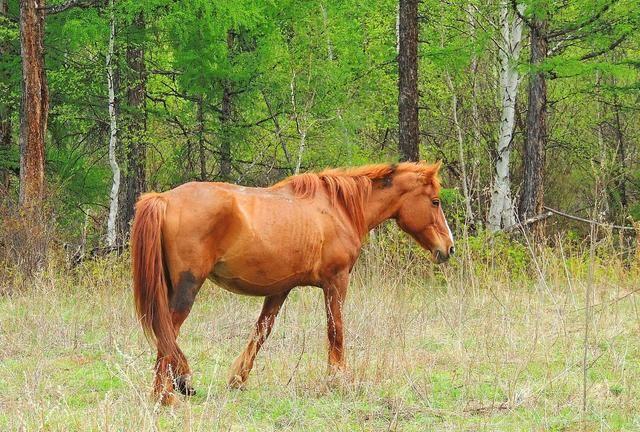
106 0 120 247
488 1 523 231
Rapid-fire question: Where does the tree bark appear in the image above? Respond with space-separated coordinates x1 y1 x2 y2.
18 0 49 270
519 12 547 237
119 10 146 239
488 1 523 231
19 0 48 208
106 0 120 248
397 0 419 162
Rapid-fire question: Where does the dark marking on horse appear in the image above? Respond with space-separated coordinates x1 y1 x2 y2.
379 163 397 188
171 271 200 312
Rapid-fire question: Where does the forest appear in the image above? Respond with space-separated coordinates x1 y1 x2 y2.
0 0 638 255
1 0 640 430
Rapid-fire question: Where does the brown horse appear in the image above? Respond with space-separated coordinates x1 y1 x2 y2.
131 161 454 404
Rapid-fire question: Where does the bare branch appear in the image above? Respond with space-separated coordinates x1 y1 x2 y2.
579 33 627 61
511 0 532 28
548 0 617 39
43 0 100 15
503 212 554 233
544 206 635 230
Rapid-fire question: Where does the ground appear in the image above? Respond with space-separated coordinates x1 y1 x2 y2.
0 234 639 431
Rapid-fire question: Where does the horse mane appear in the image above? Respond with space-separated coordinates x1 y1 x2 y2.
271 162 441 235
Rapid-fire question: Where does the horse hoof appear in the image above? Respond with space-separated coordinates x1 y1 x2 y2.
175 375 196 396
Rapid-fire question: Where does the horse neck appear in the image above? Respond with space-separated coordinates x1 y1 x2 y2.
363 184 405 231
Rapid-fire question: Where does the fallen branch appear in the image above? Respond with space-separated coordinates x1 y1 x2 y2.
503 211 554 233
543 206 636 231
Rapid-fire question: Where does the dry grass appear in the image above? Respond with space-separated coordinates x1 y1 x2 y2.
0 231 639 431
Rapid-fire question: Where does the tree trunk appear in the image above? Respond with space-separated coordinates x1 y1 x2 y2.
444 71 474 224
119 11 146 239
17 0 49 271
595 72 610 219
19 0 48 208
218 30 234 181
466 4 482 150
467 4 484 224
519 13 547 237
197 94 206 181
612 88 627 217
262 91 292 172
106 0 120 248
320 4 334 61
397 0 419 162
0 0 11 193
488 1 523 231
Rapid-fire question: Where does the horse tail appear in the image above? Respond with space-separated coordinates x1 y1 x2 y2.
131 193 178 362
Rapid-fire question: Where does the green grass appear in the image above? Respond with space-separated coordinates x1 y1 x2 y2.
1 235 639 431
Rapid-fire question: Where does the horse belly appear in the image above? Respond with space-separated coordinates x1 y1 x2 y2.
211 212 323 296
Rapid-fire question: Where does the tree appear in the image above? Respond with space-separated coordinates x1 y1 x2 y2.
518 1 547 233
106 0 120 247
488 1 524 231
119 9 146 240
18 0 48 209
17 0 49 269
516 0 634 235
219 29 234 181
397 0 419 162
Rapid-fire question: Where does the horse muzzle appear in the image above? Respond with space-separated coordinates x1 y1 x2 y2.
433 246 454 264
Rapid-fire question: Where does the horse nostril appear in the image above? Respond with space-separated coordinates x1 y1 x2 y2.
449 246 455 256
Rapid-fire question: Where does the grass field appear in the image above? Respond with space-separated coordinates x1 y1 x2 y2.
1 232 639 431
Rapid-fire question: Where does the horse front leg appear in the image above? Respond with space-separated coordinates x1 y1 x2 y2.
228 290 290 389
323 271 349 372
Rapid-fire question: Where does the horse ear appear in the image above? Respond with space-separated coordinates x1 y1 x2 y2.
418 160 442 186
433 160 443 173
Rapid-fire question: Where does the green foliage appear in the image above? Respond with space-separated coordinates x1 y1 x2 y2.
0 0 638 249
464 231 532 278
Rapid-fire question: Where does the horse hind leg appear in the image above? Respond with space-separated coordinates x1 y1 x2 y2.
228 290 290 389
154 270 204 398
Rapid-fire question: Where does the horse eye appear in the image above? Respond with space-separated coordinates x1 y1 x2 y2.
432 199 440 207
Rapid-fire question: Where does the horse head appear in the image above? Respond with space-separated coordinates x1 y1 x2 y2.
393 162 455 263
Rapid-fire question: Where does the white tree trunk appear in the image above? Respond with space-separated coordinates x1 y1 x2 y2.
395 4 400 54
320 4 334 61
294 129 306 175
290 72 307 175
488 1 523 231
106 0 120 247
